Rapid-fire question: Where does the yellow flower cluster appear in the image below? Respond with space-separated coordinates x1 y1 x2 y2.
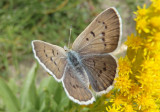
105 0 160 111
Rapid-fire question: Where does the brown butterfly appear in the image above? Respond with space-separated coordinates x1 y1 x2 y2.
32 7 122 105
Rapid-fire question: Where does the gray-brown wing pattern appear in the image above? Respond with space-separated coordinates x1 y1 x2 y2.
62 65 95 105
32 40 67 81
72 7 121 55
82 54 117 92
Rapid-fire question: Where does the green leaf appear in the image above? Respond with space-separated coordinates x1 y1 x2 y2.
38 77 59 111
0 78 20 112
57 92 70 112
20 63 39 110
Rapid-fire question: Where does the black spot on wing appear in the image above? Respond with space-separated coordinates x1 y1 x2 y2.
102 38 105 42
102 32 105 36
52 49 54 56
86 38 89 41
99 70 102 74
105 25 107 29
90 31 95 37
103 67 106 71
50 57 53 61
54 61 57 66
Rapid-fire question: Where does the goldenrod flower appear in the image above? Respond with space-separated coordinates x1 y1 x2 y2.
143 109 160 112
127 83 140 99
118 57 132 75
135 94 157 110
125 33 143 50
123 104 135 112
151 0 160 12
149 16 160 29
135 16 150 33
110 94 126 106
115 74 132 95
106 105 121 112
105 0 160 111
135 5 148 16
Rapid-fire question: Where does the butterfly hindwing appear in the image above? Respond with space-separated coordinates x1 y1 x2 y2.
62 65 95 105
72 7 121 55
32 40 67 81
82 54 117 92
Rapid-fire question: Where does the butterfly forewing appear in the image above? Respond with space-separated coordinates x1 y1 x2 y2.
32 40 67 81
82 54 117 92
72 7 121 55
62 65 95 105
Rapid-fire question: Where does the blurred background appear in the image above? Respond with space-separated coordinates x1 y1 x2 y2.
0 0 149 112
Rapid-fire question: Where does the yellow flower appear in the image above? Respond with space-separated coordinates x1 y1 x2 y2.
147 32 160 42
153 52 160 61
149 16 160 29
110 94 127 106
151 0 160 12
134 5 148 16
135 16 150 33
143 108 160 112
144 40 158 52
123 104 135 112
104 0 160 111
128 83 140 99
115 74 132 95
106 105 121 112
118 57 132 75
135 94 158 110
141 58 160 72
125 33 143 50
136 71 155 94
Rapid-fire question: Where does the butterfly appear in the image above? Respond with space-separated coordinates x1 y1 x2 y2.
31 7 122 105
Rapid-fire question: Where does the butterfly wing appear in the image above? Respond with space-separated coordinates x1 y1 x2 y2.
62 65 95 105
81 54 117 93
32 40 67 82
72 7 121 55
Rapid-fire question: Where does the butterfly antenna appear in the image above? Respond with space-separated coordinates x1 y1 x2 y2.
68 26 72 48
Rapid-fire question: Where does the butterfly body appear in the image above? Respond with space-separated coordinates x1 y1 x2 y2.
32 7 122 105
67 50 89 85
67 50 82 71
